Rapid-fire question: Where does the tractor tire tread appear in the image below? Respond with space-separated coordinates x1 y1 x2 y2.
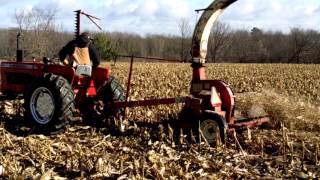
98 76 125 118
24 73 75 134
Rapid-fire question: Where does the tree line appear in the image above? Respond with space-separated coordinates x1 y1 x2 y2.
0 8 319 64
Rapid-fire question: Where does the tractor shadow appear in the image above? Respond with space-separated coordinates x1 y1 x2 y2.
86 115 193 145
0 113 34 137
0 100 36 136
0 100 59 136
0 104 185 140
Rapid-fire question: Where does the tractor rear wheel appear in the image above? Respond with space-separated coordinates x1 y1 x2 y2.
97 76 125 119
24 74 75 134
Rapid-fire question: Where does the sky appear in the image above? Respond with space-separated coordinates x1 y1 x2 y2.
0 0 319 36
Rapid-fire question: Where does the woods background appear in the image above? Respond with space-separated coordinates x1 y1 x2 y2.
0 8 319 64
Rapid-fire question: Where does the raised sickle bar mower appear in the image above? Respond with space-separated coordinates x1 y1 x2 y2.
0 0 269 144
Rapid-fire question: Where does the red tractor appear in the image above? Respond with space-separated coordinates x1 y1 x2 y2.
0 11 126 133
0 0 269 144
0 53 126 133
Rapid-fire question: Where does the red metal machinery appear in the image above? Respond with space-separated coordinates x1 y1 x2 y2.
0 10 113 133
112 0 269 144
0 0 269 144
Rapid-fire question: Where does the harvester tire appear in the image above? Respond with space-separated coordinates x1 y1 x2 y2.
179 109 227 146
24 73 75 134
198 112 227 146
97 76 125 119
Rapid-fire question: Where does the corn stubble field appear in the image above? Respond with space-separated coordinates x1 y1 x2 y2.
0 62 319 179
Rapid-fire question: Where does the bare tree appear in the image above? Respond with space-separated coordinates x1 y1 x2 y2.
287 28 312 63
208 21 230 63
178 18 191 62
228 30 252 63
249 27 268 63
300 29 320 64
14 7 57 58
261 31 287 63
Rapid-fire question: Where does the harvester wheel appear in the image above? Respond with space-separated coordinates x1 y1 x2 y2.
24 74 75 133
198 112 227 146
179 109 227 146
97 76 125 119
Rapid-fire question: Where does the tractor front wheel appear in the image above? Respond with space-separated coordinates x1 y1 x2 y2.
24 74 75 134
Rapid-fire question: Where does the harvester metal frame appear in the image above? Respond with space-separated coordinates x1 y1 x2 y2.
110 0 269 143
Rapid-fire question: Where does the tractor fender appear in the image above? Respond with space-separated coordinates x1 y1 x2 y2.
44 65 76 85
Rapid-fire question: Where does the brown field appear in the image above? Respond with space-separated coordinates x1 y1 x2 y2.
0 63 319 179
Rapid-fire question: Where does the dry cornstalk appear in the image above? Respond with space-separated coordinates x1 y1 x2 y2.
260 137 264 158
168 124 174 145
141 157 145 179
290 142 294 165
190 129 197 144
247 127 252 142
198 120 201 148
233 131 246 156
282 122 287 162
3 129 14 147
316 144 319 165
120 118 125 133
159 125 164 142
120 158 123 174
179 128 184 145
216 128 222 147
302 141 305 161
0 165 4 176
199 128 210 147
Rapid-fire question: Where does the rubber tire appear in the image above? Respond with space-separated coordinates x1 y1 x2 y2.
198 112 227 145
97 76 125 118
24 73 75 134
180 110 227 146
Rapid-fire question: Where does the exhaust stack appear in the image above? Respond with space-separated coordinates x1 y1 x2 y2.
16 32 23 62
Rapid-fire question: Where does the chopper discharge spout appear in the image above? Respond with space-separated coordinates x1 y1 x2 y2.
191 0 237 68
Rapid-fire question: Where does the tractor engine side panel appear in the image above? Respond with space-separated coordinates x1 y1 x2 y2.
0 62 45 94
